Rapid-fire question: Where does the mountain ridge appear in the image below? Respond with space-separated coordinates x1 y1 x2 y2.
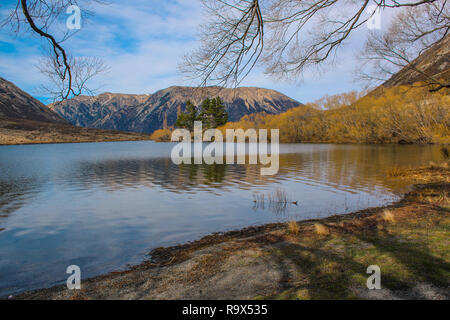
50 86 303 133
0 77 151 145
382 35 449 88
0 77 68 124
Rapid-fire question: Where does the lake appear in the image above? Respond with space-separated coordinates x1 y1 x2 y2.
0 142 443 296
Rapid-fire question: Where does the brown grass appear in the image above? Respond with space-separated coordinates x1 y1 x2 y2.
382 209 396 223
314 223 330 236
0 117 151 145
150 129 173 142
287 221 300 235
386 167 406 177
386 165 449 184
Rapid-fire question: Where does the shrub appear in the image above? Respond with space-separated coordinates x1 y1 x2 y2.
150 129 173 142
382 210 395 223
219 85 450 144
287 221 300 235
314 224 329 236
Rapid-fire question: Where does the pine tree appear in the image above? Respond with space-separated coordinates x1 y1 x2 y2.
199 98 212 128
212 97 228 127
175 100 197 131
176 97 229 131
198 97 228 129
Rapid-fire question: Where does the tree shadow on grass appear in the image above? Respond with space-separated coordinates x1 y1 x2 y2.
268 241 409 299
267 222 449 299
352 228 450 291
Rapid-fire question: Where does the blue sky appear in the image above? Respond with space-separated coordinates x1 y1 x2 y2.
0 0 384 104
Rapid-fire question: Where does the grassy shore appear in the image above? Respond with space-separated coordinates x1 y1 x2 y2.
10 166 450 300
0 117 151 145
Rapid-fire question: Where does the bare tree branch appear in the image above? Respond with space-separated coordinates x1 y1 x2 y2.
37 55 109 102
357 0 449 90
1 0 108 100
181 0 264 87
182 0 441 87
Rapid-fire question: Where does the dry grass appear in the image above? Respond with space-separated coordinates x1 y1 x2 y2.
386 167 406 177
387 165 449 184
429 161 449 169
314 223 330 236
382 209 396 223
150 129 173 142
68 291 89 300
287 221 300 235
0 117 151 145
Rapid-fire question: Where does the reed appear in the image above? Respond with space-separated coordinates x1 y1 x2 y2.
287 221 300 235
314 224 329 236
386 167 405 177
382 209 395 223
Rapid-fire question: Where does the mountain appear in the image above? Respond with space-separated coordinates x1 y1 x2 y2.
0 77 68 124
0 77 150 145
48 92 150 128
50 86 302 133
383 35 450 87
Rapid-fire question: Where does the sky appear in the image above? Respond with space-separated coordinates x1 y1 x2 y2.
0 0 389 104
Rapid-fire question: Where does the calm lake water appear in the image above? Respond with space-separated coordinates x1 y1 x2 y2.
0 142 443 295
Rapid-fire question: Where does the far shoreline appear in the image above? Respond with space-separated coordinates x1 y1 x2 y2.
0 117 151 146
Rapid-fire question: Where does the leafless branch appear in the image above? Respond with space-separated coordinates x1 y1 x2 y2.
357 0 449 90
182 0 440 87
37 54 109 102
1 0 108 100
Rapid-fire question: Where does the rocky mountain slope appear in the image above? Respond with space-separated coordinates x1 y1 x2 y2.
0 78 150 145
0 77 68 124
49 92 150 128
383 35 449 87
50 86 302 133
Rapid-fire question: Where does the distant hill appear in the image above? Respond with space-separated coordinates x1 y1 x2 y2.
0 77 150 145
49 92 150 128
0 77 68 124
50 86 303 133
383 35 449 88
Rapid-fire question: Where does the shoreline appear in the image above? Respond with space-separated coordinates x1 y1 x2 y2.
0 117 151 146
0 138 151 147
3 140 448 146
0 135 151 146
4 139 448 146
7 166 449 300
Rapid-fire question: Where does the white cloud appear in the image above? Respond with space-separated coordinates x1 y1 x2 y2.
0 0 399 102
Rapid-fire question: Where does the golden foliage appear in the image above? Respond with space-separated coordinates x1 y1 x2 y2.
219 85 450 144
150 129 173 142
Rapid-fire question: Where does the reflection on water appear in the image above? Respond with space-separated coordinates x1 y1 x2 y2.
0 142 443 295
